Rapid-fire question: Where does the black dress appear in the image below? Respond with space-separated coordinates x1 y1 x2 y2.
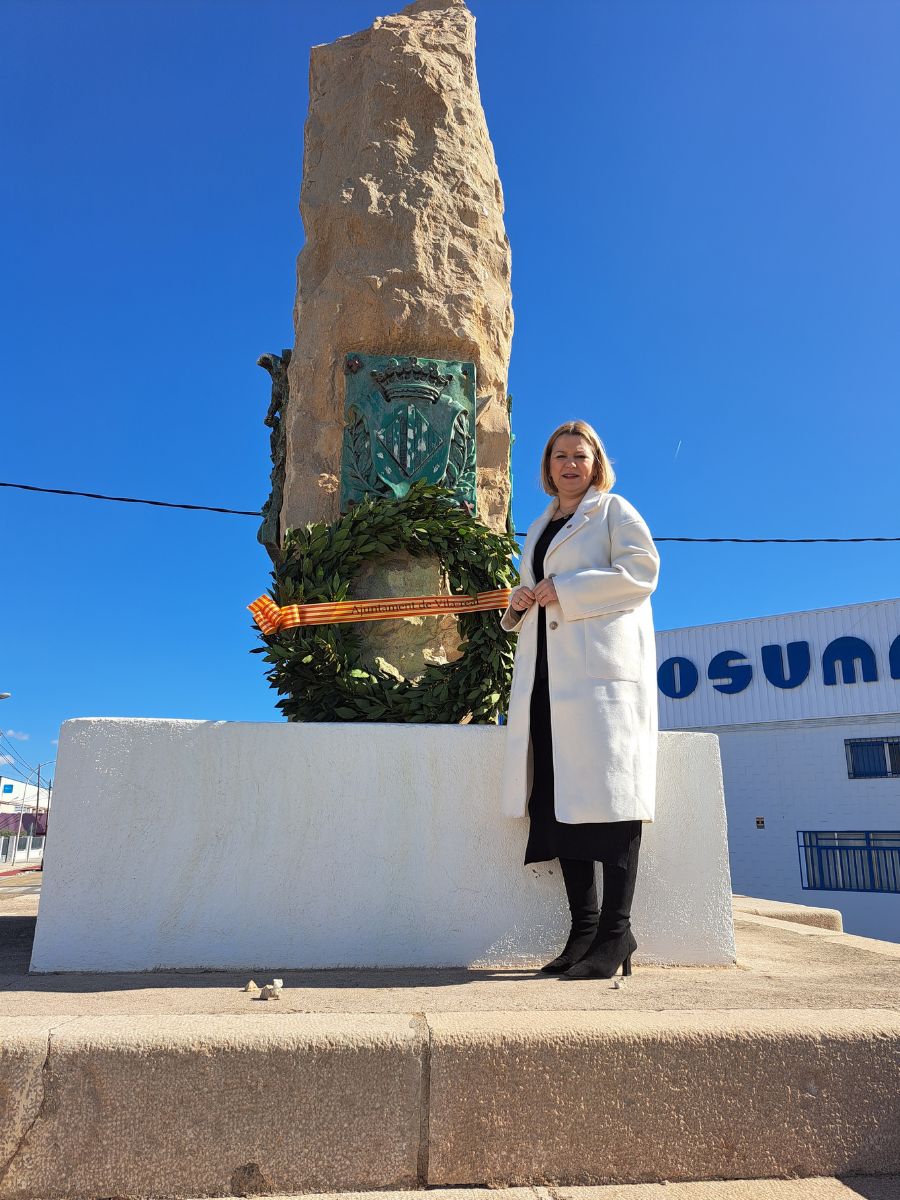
523 514 642 868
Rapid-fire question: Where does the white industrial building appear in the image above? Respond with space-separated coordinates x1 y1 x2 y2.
656 597 900 943
0 775 51 868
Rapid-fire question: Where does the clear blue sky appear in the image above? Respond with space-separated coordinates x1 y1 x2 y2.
2 0 899 784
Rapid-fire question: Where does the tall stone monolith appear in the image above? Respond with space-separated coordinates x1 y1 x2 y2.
273 0 514 679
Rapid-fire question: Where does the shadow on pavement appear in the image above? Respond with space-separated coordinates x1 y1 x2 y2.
0 913 540 991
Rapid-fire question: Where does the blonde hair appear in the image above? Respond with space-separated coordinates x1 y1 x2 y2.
539 420 616 495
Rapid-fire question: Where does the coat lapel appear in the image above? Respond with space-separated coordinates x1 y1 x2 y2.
543 486 607 566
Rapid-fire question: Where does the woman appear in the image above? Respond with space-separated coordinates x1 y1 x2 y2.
499 420 660 980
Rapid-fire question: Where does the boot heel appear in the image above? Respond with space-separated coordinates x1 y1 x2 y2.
621 954 632 978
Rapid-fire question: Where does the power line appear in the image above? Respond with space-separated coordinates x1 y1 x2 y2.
2 479 899 543
0 480 259 517
0 758 39 788
0 732 36 778
652 535 900 544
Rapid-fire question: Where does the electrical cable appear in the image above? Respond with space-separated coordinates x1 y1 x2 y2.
0 758 38 787
1 480 898 543
0 733 37 777
0 480 259 517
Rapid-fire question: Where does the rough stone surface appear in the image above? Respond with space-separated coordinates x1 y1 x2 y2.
0 1014 424 1199
350 552 462 680
0 1020 52 1190
732 894 843 931
4 893 900 1196
4 912 900 1019
281 0 513 536
228 1186 900 1200
427 1010 900 1186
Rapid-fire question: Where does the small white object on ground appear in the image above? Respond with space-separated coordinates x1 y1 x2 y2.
243 979 260 993
271 978 284 989
259 984 282 1000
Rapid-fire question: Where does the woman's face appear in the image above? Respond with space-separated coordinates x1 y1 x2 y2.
549 434 597 500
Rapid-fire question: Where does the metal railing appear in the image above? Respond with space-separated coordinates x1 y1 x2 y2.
798 830 900 894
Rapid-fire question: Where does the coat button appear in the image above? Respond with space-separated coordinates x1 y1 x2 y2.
549 620 558 630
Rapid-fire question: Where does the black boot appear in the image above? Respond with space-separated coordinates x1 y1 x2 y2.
562 832 641 980
540 857 599 974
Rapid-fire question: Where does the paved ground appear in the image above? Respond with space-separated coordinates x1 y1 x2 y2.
247 1185 900 1199
2 873 898 1017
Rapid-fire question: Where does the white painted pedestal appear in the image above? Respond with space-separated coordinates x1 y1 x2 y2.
31 720 735 972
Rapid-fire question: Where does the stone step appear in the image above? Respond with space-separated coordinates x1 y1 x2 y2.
2 1009 898 1198
197 1185 900 1200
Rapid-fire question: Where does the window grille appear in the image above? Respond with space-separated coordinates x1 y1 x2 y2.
845 737 900 779
798 830 900 894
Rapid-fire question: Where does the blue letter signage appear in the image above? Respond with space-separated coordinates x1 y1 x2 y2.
657 657 699 700
707 650 753 694
822 637 878 686
761 641 811 690
659 632 897 699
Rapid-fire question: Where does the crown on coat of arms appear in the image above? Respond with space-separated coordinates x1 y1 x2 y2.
369 356 453 405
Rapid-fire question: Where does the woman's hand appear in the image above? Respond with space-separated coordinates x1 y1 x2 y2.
532 578 559 607
510 585 536 612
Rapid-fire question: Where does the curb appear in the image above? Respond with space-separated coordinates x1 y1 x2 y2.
1 1010 898 1198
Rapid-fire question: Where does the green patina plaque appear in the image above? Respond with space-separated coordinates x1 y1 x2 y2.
340 353 477 513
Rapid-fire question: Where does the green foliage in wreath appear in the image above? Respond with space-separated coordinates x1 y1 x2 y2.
252 481 520 724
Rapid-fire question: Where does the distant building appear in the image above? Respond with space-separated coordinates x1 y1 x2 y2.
0 775 51 868
656 597 900 942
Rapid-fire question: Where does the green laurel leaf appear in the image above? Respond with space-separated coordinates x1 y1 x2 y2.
253 483 519 725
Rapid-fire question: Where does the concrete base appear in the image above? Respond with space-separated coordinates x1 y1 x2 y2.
30 719 734 972
732 894 844 931
2 1008 898 1198
5 879 900 1199
191 1184 900 1200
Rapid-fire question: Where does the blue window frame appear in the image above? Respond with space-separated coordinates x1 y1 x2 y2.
845 737 900 779
798 831 900 894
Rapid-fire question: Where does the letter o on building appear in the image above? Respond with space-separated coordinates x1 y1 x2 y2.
657 656 699 699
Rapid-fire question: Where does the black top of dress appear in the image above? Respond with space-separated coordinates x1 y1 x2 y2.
532 515 568 681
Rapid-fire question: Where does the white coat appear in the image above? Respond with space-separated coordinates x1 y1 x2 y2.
499 486 660 824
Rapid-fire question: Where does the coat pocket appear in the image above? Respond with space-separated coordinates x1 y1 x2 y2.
583 611 642 682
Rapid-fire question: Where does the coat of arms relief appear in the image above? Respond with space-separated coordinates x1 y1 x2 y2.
340 353 478 512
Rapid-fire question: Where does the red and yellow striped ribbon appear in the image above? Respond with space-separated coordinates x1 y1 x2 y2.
248 588 512 635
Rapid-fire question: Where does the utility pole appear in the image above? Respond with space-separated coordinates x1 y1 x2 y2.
13 783 25 862
33 771 49 843
13 763 50 863
34 764 40 851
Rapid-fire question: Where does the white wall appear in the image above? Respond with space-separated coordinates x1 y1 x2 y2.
0 834 44 866
0 776 51 811
32 718 735 972
716 716 900 941
656 596 900 729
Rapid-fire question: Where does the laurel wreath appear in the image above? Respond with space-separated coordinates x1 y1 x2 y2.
253 481 520 723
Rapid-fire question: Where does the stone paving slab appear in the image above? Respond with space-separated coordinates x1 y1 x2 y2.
1 911 898 1017
246 1185 900 1200
426 1010 900 1185
0 1014 425 1199
2 1011 898 1197
2 886 900 1197
731 895 844 931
